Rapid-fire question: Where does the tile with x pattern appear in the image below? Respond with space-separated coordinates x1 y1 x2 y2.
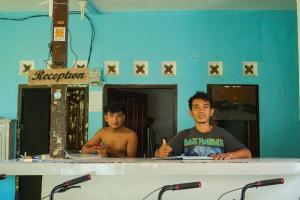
104 61 119 76
161 61 176 76
243 62 257 76
208 61 223 76
19 60 35 75
133 61 148 76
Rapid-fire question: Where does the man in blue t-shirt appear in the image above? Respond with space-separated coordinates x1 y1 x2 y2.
155 91 252 160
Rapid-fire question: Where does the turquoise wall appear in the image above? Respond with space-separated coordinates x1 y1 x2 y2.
0 10 299 199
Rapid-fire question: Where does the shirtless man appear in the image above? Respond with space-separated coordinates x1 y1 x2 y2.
81 102 138 157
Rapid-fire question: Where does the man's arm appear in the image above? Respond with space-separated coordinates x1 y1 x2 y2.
126 132 138 157
216 127 252 160
81 131 102 154
213 148 252 160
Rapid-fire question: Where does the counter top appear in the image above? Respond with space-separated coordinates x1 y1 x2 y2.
1 155 300 176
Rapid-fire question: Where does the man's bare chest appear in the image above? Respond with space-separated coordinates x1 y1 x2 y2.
101 134 128 149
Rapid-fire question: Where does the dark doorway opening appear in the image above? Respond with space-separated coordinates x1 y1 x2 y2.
103 84 177 157
208 84 260 157
18 87 51 156
16 85 88 200
16 87 50 200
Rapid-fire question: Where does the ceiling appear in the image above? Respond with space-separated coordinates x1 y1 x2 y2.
0 0 296 13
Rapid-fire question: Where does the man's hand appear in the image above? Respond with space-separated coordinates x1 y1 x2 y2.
155 138 172 158
212 148 252 160
212 153 233 160
95 143 109 157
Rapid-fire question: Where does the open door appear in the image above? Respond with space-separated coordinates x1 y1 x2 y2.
208 84 260 157
107 89 147 157
104 85 177 157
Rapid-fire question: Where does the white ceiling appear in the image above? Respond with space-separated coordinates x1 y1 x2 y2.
0 0 296 13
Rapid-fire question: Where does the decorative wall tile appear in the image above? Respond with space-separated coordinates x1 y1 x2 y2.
243 62 258 76
104 61 119 76
161 61 176 76
208 61 223 76
133 61 148 76
73 60 88 68
19 60 34 75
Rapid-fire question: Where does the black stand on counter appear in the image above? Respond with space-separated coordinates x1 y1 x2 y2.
240 178 284 200
50 174 91 200
158 181 201 200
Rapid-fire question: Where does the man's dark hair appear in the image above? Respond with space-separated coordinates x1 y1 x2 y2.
104 101 125 114
188 91 212 110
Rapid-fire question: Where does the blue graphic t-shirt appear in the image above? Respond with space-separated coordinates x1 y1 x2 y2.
168 126 245 156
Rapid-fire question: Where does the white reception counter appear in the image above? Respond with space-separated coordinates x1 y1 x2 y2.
1 155 300 200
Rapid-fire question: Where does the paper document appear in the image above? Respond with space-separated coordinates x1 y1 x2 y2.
155 156 213 160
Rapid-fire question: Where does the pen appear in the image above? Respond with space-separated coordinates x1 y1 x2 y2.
95 141 104 148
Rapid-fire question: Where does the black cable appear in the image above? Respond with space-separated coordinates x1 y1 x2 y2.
41 194 50 200
70 11 95 67
68 28 78 67
0 14 52 66
44 19 53 68
0 14 48 21
84 13 95 66
0 12 95 68
56 185 81 193
142 187 163 200
217 187 243 200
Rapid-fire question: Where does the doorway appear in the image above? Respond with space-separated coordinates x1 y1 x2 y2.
17 85 89 154
16 87 51 200
103 85 177 157
16 85 89 200
207 84 260 157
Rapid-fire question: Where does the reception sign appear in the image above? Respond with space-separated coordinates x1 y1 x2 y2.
28 68 89 85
